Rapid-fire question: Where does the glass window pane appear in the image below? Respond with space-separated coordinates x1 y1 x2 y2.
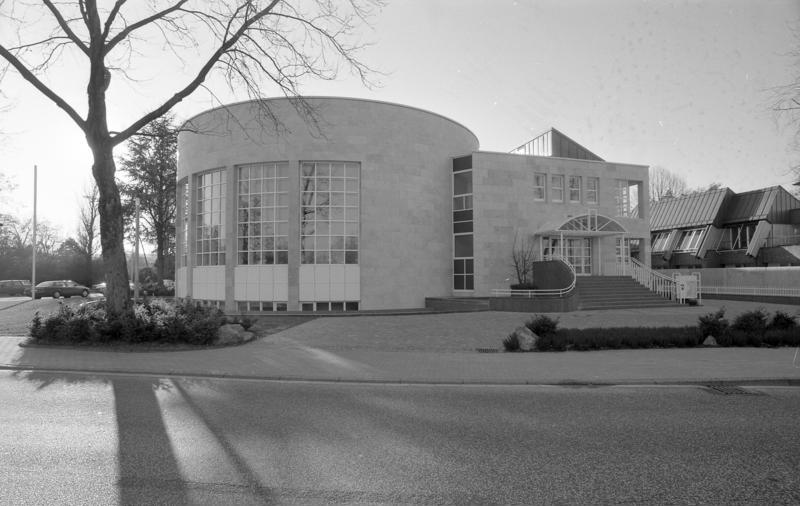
453 172 472 196
454 235 473 257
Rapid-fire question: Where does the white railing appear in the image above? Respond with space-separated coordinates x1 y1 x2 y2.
702 286 800 298
491 255 576 298
620 257 676 300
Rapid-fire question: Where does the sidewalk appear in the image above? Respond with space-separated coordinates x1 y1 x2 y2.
1 299 799 385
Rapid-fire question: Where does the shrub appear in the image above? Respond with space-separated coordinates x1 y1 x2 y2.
763 327 800 347
525 314 559 337
28 298 225 346
502 332 520 352
698 308 728 338
769 311 798 331
510 283 538 290
540 326 699 351
730 308 768 337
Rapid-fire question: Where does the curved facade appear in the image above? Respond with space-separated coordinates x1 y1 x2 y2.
176 97 480 311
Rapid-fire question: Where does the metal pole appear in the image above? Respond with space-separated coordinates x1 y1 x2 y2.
31 165 37 300
133 198 140 301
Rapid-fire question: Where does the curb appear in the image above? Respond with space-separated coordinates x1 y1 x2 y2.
1 364 799 387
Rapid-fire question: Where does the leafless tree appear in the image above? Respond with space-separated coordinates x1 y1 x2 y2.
76 182 100 282
0 0 380 318
649 166 688 203
772 28 800 193
510 233 536 287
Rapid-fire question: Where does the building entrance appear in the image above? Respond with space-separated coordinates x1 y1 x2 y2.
542 236 592 275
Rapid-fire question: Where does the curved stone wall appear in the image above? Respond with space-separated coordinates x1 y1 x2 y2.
177 97 479 311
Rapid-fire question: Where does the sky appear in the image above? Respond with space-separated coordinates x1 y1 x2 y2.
1 0 799 241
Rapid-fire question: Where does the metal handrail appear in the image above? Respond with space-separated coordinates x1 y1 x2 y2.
624 257 675 300
491 255 576 298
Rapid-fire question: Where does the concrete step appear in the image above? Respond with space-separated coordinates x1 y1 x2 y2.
575 276 681 310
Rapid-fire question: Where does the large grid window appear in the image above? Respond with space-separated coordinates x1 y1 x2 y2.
301 162 360 264
586 177 598 204
237 162 289 265
568 176 581 203
551 175 564 202
178 178 189 267
533 173 546 201
195 169 226 266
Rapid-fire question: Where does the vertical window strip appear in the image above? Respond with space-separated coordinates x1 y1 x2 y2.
452 168 474 290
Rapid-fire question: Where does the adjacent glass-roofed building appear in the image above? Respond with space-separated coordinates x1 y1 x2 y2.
176 97 651 312
650 186 800 269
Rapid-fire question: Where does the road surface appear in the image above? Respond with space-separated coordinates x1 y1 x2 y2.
1 370 798 504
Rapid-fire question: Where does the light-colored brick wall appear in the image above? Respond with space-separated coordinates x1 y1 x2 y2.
471 151 650 294
179 97 478 310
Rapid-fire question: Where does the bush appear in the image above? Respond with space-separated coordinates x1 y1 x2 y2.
502 332 520 352
510 283 538 290
525 314 559 337
698 308 728 338
28 298 226 346
730 308 768 337
763 327 800 347
769 311 797 330
535 326 699 352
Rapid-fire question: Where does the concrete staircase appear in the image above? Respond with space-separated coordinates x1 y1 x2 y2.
576 276 681 310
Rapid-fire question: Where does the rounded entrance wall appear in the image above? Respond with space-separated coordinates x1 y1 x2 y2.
177 97 479 311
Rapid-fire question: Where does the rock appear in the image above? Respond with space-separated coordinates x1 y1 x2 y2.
216 323 255 346
703 335 718 346
514 326 538 351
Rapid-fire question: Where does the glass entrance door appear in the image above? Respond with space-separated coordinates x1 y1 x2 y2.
542 237 592 275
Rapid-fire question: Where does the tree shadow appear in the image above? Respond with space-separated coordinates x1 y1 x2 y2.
13 369 191 504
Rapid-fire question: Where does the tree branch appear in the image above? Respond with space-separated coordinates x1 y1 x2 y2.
102 0 128 41
0 44 86 130
42 0 90 56
104 0 191 56
111 0 281 146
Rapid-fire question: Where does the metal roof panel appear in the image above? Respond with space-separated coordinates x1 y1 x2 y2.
650 188 731 231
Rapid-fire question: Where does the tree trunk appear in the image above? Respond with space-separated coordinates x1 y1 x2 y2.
90 141 132 320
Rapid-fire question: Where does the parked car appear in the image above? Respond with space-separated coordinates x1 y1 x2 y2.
0 279 31 296
91 281 139 296
33 280 91 299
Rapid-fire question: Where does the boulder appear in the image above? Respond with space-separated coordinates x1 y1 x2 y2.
703 335 718 347
216 323 255 346
514 326 538 351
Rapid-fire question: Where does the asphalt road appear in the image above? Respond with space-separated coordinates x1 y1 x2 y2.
1 371 799 505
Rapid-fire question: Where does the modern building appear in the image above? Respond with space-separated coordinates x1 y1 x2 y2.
650 186 800 269
176 97 650 312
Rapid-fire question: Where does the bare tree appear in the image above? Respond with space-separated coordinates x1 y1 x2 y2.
510 233 536 288
649 166 688 203
0 1 379 318
76 183 100 283
772 28 800 193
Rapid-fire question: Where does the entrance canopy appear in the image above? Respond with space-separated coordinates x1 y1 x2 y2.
537 213 627 236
